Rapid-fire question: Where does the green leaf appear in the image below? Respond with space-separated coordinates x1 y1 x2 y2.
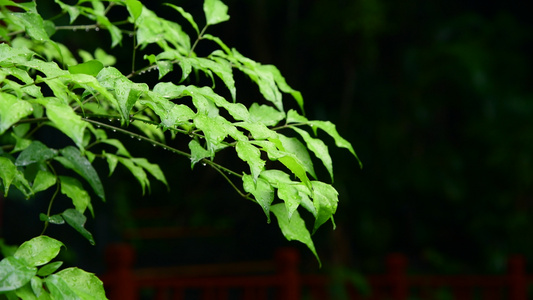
204 0 230 26
43 100 87 149
94 48 116 66
54 0 80 23
235 122 277 140
39 213 65 225
236 141 265 182
103 153 118 176
100 139 131 157
286 109 308 124
165 3 199 34
193 115 230 151
14 281 37 300
131 158 168 188
61 209 95 245
57 146 105 201
0 256 36 292
60 176 91 214
55 268 107 300
97 67 148 124
309 120 362 168
37 262 63 277
277 134 317 179
242 174 274 223
14 236 63 267
311 181 339 233
277 182 312 220
270 204 320 267
263 65 304 113
248 103 285 126
32 170 57 194
31 276 48 299
68 60 104 77
188 140 211 168
8 12 49 41
11 132 32 154
44 274 79 300
291 127 334 182
117 157 149 194
0 93 34 135
125 0 143 22
189 57 236 101
15 141 57 167
0 157 31 197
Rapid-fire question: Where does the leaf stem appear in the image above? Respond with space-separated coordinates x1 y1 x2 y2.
41 165 60 235
188 25 209 57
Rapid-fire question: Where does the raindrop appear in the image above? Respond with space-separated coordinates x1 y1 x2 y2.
85 27 89 32
202 162 207 167
129 33 133 37
95 27 100 32
97 125 101 128
73 28 76 32
130 135 134 139
112 129 116 132
152 144 157 147
108 118 113 122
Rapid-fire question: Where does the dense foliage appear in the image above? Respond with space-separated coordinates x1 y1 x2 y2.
0 0 358 298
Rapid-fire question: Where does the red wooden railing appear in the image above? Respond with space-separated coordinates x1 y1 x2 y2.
101 245 532 300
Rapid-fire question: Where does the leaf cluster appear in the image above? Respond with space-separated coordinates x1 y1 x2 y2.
0 0 359 297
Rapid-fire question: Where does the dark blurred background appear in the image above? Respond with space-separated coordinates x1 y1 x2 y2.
3 0 533 280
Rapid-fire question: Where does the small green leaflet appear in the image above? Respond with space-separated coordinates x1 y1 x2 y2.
57 146 105 201
236 141 265 182
118 157 150 194
14 140 57 167
291 127 334 182
37 261 63 277
0 157 31 197
242 174 274 223
189 139 212 168
44 100 87 149
0 256 36 292
8 12 49 42
54 268 107 299
125 0 143 22
14 236 63 267
32 170 57 193
165 3 199 35
204 0 230 26
270 204 320 267
248 103 285 126
60 176 92 215
131 157 168 188
61 209 95 245
0 93 34 135
311 181 339 233
68 60 104 77
97 67 148 125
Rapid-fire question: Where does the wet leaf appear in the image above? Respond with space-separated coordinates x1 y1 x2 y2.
14 236 63 267
15 141 57 167
0 93 33 135
204 0 230 26
61 209 95 245
0 257 36 292
242 174 274 222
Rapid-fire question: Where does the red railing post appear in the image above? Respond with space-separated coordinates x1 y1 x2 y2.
276 248 301 300
387 253 408 300
104 244 137 300
508 254 527 300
